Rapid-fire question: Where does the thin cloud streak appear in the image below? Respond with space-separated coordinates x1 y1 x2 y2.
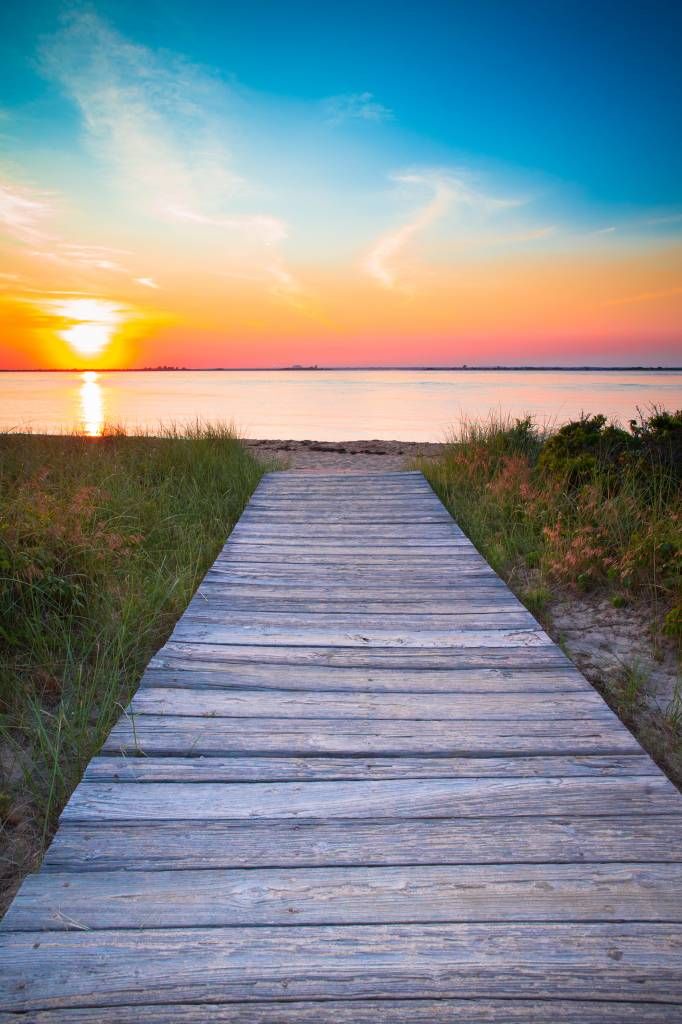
322 92 393 125
362 171 523 289
0 181 57 245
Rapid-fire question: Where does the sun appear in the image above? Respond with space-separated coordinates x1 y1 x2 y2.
45 298 126 357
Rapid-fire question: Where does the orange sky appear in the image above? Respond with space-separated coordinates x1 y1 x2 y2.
1 11 681 368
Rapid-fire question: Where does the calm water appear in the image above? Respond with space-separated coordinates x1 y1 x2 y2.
1 369 681 442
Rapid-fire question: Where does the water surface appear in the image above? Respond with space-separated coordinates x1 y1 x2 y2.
1 369 680 441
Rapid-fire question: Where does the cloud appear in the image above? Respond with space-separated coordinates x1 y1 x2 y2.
0 181 56 245
38 11 301 302
39 11 243 214
322 92 393 125
29 241 131 273
362 173 454 288
135 277 159 289
362 170 521 289
0 176 139 280
167 206 288 247
646 213 682 226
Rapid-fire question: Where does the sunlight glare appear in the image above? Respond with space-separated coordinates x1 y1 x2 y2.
46 298 126 357
79 370 104 436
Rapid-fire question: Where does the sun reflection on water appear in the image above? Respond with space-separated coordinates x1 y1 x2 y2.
79 371 104 436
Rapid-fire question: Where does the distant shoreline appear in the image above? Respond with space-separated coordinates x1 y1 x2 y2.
2 366 681 373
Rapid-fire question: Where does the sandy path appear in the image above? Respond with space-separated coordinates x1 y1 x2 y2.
245 439 447 473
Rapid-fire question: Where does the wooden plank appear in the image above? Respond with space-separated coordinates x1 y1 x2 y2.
231 522 466 537
226 536 474 550
204 566 500 582
7 997 682 1023
152 641 573 669
3 923 682 1010
201 575 509 594
43 815 682 873
83 753 661 783
128 686 609 721
193 589 522 613
140 663 589 694
179 609 540 632
169 622 551 648
6 862 682 932
241 516 458 526
215 549 489 563
103 713 639 756
61 776 676 824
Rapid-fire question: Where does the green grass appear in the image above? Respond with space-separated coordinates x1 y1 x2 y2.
0 425 270 904
419 410 682 620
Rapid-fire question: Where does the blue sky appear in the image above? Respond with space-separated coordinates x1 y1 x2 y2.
4 0 681 205
1 1 680 367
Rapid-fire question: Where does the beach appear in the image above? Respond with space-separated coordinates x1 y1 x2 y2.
245 438 446 472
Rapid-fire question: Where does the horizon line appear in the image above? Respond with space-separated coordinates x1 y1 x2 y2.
3 364 682 373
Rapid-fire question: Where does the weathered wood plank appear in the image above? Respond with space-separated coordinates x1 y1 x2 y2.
61 776 675 824
140 663 589 694
7 862 682 932
204 569 501 585
6 997 681 1023
152 640 573 669
231 522 465 537
83 753 660 783
103 713 639 756
226 538 475 551
193 589 522 614
3 923 682 1011
215 549 489 563
43 815 682 873
179 610 540 633
194 580 511 598
169 622 551 649
128 686 609 721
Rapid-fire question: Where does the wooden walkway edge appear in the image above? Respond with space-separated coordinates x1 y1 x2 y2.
2 470 682 1021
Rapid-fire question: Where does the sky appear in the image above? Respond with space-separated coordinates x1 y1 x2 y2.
0 0 681 368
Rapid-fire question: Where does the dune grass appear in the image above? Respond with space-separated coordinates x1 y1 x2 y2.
0 425 269 907
419 410 682 636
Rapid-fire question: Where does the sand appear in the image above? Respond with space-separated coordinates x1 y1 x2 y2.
245 438 447 473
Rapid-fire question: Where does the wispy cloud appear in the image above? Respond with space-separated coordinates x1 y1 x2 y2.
39 11 242 214
322 92 393 125
38 11 300 300
135 277 159 289
167 206 288 247
0 175 139 280
362 170 522 289
645 213 682 227
0 181 56 245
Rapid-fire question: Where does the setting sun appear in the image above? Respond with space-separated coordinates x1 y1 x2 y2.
44 298 126 358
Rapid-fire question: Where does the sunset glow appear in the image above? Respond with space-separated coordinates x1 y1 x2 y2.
44 299 126 358
1 3 680 368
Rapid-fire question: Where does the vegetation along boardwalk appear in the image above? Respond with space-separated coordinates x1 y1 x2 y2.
2 469 682 1021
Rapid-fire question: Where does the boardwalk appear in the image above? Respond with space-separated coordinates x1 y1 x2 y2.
2 470 682 1021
